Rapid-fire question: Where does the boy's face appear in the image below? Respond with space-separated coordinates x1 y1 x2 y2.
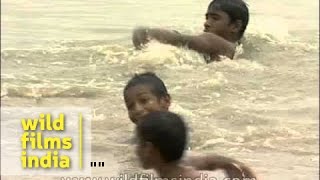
124 84 171 124
204 8 238 39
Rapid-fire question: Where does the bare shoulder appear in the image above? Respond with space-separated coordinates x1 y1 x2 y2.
187 32 235 60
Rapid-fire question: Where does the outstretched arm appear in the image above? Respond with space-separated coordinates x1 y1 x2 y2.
132 27 189 48
182 153 258 179
132 27 235 60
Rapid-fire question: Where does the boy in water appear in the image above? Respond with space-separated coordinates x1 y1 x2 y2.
124 72 171 125
132 0 249 63
123 72 257 179
136 111 227 179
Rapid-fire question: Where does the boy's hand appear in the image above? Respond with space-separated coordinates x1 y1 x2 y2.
132 27 150 49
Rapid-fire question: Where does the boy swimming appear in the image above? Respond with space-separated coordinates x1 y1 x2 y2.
136 111 228 179
123 72 257 179
131 0 249 63
124 72 171 125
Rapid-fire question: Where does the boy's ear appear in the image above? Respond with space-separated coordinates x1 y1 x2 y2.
160 95 171 110
231 20 242 34
146 141 162 162
145 141 159 159
145 141 154 154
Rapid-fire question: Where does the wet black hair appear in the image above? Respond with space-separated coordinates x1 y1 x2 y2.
136 111 187 163
123 72 170 99
208 0 249 40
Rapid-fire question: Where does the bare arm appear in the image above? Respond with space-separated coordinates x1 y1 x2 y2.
132 27 189 48
132 27 235 61
182 153 258 179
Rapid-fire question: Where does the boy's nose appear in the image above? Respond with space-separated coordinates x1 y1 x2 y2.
133 104 145 117
204 22 210 31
